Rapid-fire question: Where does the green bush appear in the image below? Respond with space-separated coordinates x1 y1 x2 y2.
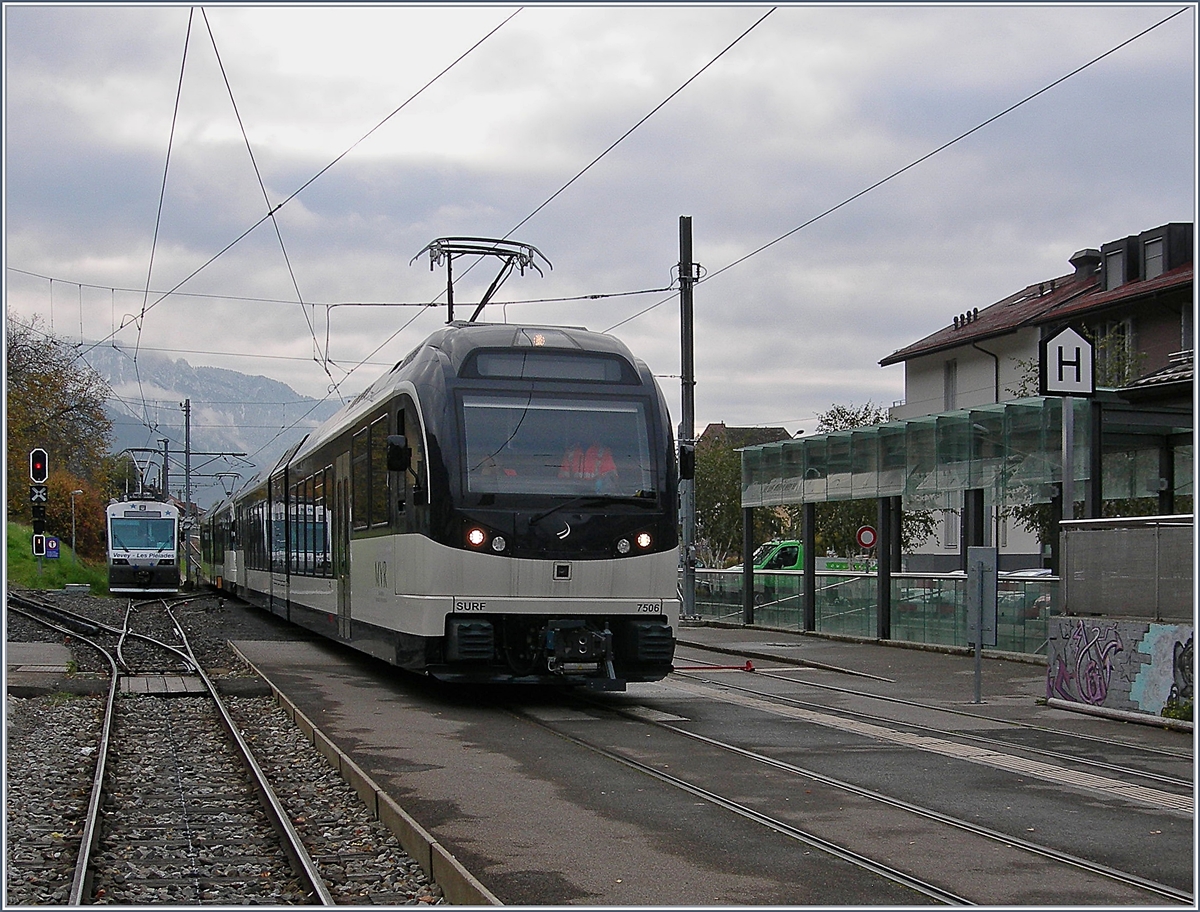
1161 699 1192 722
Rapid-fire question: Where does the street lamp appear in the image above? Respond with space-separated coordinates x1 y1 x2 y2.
69 490 84 564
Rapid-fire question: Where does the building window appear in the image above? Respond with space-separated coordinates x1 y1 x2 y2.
1104 249 1124 290
943 510 958 550
1144 237 1164 280
1093 318 1137 387
943 359 957 411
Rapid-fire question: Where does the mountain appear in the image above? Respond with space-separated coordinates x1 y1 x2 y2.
84 344 344 509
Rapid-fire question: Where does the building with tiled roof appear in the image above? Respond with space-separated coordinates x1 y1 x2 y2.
740 222 1193 584
883 222 1192 419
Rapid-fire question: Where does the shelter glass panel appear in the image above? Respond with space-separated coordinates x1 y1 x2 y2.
851 429 880 499
826 432 853 501
1002 398 1058 506
767 443 788 505
878 424 907 498
781 441 806 502
935 413 972 497
742 447 764 507
803 438 828 501
1175 445 1193 499
904 417 940 510
970 408 1005 492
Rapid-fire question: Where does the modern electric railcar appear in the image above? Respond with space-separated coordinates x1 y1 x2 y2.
202 322 680 688
107 498 182 594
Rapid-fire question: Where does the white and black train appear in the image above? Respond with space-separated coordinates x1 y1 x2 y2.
201 322 680 688
107 498 182 594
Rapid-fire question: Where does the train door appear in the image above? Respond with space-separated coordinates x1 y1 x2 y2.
270 472 289 619
393 397 427 595
334 451 351 639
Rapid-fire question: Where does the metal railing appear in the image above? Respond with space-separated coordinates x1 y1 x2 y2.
688 568 1057 656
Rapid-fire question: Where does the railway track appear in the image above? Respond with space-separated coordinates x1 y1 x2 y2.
592 643 1190 905
7 591 332 905
7 590 445 906
513 690 1191 905
673 654 1194 791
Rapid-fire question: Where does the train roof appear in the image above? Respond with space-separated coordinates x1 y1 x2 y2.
413 321 640 373
285 322 648 469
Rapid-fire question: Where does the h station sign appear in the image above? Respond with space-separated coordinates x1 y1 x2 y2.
1039 326 1095 397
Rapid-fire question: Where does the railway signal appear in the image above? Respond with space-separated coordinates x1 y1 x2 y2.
29 447 48 483
29 449 50 535
32 534 46 557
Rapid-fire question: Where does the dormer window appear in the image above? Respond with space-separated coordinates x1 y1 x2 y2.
1101 234 1141 290
1144 236 1164 279
1103 249 1125 290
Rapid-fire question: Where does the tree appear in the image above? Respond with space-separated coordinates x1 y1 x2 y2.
7 314 114 557
790 401 936 557
693 423 790 566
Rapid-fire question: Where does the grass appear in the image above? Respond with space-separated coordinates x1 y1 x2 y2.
7 521 109 594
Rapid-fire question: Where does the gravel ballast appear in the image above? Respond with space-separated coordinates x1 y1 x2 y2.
5 589 445 905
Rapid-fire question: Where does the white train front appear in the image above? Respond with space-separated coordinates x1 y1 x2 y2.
107 498 182 594
201 322 681 688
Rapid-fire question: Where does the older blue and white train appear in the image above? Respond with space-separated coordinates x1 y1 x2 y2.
200 322 680 688
107 498 182 594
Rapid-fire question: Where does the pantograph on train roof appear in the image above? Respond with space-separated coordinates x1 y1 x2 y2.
412 236 551 324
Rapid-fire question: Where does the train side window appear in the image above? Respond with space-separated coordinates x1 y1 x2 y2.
313 469 329 577
397 399 426 509
352 427 369 530
369 414 390 527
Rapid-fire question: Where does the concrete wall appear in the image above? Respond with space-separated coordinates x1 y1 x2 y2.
1047 617 1193 717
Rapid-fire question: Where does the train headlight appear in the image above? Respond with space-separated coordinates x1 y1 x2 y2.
467 527 487 547
491 535 507 552
616 538 632 555
636 532 653 549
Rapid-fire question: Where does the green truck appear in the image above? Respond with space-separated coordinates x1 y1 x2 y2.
752 540 876 573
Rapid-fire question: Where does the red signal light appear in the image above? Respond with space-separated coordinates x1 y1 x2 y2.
29 448 48 484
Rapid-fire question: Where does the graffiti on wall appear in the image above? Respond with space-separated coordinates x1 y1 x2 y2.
1049 619 1195 717
1047 619 1124 705
1170 634 1193 706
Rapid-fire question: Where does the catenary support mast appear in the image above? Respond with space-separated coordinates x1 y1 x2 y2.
679 216 697 620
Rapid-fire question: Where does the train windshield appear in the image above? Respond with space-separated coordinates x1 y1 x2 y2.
462 393 654 497
109 516 176 551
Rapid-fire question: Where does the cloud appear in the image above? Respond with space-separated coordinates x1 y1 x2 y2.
5 4 1194 439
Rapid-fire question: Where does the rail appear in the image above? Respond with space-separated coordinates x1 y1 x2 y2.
166 603 336 904
6 592 335 905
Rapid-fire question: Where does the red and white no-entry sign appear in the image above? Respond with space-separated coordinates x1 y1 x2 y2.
856 525 877 549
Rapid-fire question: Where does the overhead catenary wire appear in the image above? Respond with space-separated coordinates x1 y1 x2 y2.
22 8 1187 491
605 5 1190 333
44 8 523 477
504 7 775 240
74 7 522 360
7 267 675 310
199 7 336 391
131 8 193 434
321 8 777 402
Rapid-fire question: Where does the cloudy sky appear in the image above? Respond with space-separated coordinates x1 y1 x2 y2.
5 3 1196 443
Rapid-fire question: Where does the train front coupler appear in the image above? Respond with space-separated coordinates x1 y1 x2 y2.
543 619 618 683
